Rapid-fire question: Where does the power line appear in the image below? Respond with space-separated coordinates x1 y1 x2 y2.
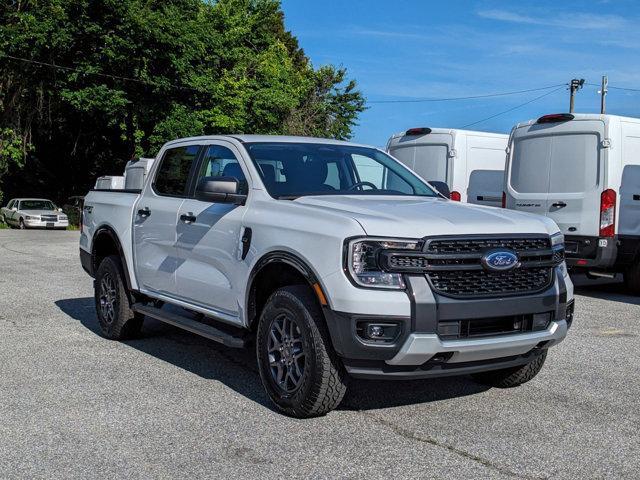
460 85 565 129
586 82 640 93
367 84 567 104
1 53 201 92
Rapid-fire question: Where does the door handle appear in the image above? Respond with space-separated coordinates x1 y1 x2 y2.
551 202 567 208
137 207 151 217
180 213 197 223
633 195 640 201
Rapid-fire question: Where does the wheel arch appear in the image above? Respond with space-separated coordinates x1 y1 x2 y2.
91 225 133 292
246 251 328 329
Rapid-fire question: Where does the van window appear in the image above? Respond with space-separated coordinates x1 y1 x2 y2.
391 145 449 183
511 134 599 194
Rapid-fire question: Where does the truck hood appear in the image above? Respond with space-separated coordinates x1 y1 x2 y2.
293 195 558 237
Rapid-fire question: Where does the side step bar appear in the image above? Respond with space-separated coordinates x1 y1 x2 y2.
132 304 247 348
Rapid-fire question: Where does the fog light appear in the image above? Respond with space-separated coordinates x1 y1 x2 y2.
357 322 401 342
532 313 551 331
565 300 575 328
367 325 385 338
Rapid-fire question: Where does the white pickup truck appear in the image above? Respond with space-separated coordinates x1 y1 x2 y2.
80 135 574 418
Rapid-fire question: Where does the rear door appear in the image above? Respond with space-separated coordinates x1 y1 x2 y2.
507 122 604 236
133 144 200 296
388 133 452 186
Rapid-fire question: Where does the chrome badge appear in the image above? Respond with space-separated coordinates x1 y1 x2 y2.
481 250 519 271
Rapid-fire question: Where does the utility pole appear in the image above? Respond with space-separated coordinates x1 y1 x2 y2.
600 75 608 114
569 78 585 113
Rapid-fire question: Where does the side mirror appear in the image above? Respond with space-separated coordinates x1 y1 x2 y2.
195 176 247 205
428 180 451 198
58 208 63 212
12 207 17 211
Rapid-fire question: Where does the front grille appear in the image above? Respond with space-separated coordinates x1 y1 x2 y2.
426 237 550 254
380 235 559 299
429 267 552 297
41 215 58 222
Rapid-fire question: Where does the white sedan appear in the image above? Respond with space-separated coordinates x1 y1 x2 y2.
1 198 69 230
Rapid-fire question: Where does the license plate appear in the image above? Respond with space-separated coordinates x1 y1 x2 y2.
46 222 54 228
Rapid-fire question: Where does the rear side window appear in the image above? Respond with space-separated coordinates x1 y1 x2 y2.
6 200 14 209
153 145 200 196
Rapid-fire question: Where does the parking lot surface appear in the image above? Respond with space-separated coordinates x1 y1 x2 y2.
0 229 638 479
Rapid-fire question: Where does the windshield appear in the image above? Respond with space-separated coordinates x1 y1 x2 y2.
245 142 438 199
19 200 56 210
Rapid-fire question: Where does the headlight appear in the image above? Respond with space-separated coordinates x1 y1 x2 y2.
550 232 564 248
25 215 39 220
59 215 68 220
346 238 420 289
556 261 568 278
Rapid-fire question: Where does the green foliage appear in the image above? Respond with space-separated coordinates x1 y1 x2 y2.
0 0 365 203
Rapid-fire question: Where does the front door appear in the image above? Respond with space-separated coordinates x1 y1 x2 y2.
175 142 249 319
133 144 200 296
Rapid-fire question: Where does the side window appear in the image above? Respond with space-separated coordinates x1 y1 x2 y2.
153 145 200 196
198 145 248 195
6 200 14 209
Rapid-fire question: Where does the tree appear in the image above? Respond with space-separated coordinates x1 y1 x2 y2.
0 0 366 204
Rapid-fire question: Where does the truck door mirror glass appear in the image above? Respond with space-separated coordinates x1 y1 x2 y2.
428 180 450 198
195 176 247 205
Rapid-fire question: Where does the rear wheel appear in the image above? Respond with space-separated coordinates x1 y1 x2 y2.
256 285 347 418
94 255 143 339
471 351 547 388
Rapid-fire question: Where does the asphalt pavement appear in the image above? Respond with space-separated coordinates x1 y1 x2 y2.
0 229 638 479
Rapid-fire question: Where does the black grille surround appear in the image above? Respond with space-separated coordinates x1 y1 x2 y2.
379 235 563 299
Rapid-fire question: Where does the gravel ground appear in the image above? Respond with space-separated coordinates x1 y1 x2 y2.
0 229 638 479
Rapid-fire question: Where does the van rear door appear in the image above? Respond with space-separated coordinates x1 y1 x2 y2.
508 121 604 237
388 133 452 186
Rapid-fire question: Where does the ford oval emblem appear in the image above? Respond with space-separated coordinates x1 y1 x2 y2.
481 250 519 272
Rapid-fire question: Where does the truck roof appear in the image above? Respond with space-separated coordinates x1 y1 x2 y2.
513 113 640 130
164 134 371 149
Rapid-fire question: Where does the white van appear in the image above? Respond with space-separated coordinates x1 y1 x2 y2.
504 113 640 290
386 128 508 206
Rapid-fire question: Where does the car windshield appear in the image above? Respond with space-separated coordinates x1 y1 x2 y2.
20 200 56 210
245 142 438 199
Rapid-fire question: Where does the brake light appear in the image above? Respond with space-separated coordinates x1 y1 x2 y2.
405 127 432 136
599 189 616 238
536 113 575 124
450 191 461 201
501 191 506 208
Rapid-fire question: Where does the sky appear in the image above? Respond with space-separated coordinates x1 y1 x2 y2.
280 0 640 146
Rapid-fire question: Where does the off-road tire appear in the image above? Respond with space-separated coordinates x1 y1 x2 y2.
94 255 143 340
471 351 547 388
256 285 348 418
623 262 640 295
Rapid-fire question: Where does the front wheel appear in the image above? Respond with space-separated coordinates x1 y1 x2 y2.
256 285 347 418
94 255 143 339
471 351 547 388
19 218 26 229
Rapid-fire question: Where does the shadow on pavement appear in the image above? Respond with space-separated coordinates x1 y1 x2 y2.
571 274 640 306
56 296 490 413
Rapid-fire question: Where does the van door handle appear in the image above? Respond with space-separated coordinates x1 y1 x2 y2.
180 213 197 223
137 207 151 217
552 202 567 208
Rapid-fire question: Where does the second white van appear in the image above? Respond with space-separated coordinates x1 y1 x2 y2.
504 113 640 291
386 128 508 206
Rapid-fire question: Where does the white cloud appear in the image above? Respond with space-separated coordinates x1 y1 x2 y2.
477 9 628 30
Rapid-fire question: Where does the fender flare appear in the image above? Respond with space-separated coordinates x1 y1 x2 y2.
246 250 324 325
92 225 134 292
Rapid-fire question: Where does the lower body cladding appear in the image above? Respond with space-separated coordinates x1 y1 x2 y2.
324 268 573 380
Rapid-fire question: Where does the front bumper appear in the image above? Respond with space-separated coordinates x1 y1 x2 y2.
324 268 573 379
24 219 69 229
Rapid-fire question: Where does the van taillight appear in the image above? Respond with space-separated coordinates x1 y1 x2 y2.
599 189 616 238
450 191 461 201
501 191 506 208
